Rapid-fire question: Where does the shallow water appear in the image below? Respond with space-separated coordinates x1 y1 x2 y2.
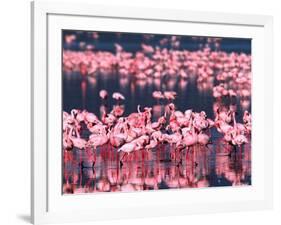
63 71 249 123
62 31 251 194
63 140 251 194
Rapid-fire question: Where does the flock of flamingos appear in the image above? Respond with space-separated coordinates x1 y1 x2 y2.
62 33 252 192
63 90 251 166
63 35 251 166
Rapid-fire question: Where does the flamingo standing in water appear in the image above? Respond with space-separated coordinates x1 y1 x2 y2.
243 110 252 134
112 92 125 103
152 91 164 103
118 141 141 168
163 91 177 102
230 131 248 146
109 119 128 148
230 112 248 146
88 124 109 149
63 86 251 175
197 132 210 145
145 136 159 151
99 89 108 101
63 132 73 151
69 136 87 149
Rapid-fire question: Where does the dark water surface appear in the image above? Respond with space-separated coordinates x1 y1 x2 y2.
63 30 251 54
63 141 251 193
63 72 249 123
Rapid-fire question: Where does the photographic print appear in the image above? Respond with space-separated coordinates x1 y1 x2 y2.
62 30 251 194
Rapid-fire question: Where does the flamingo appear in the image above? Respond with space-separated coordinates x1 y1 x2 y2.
88 133 109 149
109 128 127 148
87 124 109 148
69 136 87 149
99 89 108 100
118 142 141 168
197 132 210 146
243 111 252 133
183 127 198 147
145 137 158 150
163 91 177 101
152 91 164 103
231 132 248 146
63 132 73 150
112 92 125 101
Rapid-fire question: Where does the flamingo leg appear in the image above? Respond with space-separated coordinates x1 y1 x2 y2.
119 152 127 168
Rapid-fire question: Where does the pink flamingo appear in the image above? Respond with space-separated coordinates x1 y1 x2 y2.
111 105 125 117
112 92 125 103
183 126 198 147
231 131 248 146
63 132 73 150
163 91 177 101
243 111 252 133
145 136 159 151
118 141 141 168
197 132 210 146
69 136 87 149
232 111 247 134
152 91 164 103
99 89 108 100
88 132 109 150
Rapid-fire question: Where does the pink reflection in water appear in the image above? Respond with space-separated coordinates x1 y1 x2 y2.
63 142 251 194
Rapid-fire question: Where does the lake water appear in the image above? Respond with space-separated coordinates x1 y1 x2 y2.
62 31 251 194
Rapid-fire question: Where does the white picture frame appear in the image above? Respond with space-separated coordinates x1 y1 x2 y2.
31 1 274 224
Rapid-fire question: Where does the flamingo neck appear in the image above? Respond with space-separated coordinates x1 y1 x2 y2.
233 112 237 128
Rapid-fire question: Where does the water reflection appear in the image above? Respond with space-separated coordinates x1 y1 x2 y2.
63 72 249 123
63 141 251 194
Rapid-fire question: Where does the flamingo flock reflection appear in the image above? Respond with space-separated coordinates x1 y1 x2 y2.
62 31 251 193
63 140 251 194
